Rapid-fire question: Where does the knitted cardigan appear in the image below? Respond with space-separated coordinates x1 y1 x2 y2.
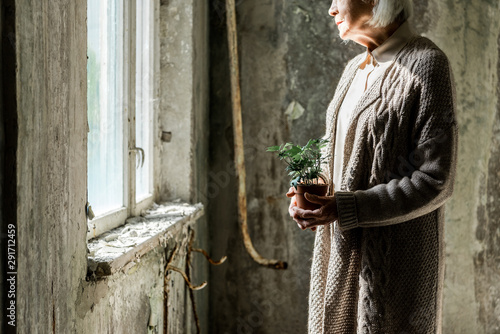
308 36 458 334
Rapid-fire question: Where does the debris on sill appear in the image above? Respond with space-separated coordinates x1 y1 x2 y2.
87 201 203 279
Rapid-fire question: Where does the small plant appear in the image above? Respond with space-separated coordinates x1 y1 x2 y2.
267 138 328 189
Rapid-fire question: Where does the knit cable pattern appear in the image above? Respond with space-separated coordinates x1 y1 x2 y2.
308 36 458 334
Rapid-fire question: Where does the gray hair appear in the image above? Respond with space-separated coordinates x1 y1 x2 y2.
365 0 414 28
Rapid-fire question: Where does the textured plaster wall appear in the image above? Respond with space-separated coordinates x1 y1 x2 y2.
209 2 353 333
80 226 206 334
159 0 209 204
79 248 167 333
159 0 211 330
158 0 193 202
419 1 500 333
209 0 500 333
6 0 209 333
15 0 88 331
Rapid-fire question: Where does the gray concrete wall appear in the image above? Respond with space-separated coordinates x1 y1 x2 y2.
15 0 88 331
80 226 203 334
158 0 210 331
421 1 500 333
6 0 210 333
208 0 500 333
3 0 500 332
158 0 193 202
208 2 351 333
190 0 210 332
159 0 209 204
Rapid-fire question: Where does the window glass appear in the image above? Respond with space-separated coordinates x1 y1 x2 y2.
135 0 153 201
87 0 125 216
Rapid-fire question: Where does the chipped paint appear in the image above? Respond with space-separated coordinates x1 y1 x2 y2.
285 100 305 121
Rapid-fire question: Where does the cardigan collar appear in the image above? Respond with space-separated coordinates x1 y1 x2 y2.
332 32 422 181
359 21 416 69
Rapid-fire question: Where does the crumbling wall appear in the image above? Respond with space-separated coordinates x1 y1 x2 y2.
416 1 500 333
208 0 500 333
208 2 353 333
7 0 210 333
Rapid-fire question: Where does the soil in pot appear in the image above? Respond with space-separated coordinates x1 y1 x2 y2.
295 184 329 211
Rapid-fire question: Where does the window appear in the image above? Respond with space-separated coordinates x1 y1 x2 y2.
87 0 157 239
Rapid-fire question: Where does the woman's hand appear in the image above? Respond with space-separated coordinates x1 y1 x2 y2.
287 191 338 231
287 187 319 231
286 187 311 230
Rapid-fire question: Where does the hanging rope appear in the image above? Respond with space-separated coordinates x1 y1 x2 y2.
225 0 287 270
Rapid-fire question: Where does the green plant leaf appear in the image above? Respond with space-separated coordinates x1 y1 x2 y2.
266 145 280 152
288 146 301 156
267 138 329 186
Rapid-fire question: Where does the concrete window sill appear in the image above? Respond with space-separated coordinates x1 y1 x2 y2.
87 201 204 279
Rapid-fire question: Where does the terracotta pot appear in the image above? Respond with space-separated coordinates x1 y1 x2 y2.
295 184 329 211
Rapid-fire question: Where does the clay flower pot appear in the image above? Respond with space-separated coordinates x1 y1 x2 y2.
295 184 329 211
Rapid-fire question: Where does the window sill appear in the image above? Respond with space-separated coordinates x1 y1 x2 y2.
87 201 204 279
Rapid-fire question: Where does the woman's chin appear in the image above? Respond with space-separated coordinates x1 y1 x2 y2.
338 32 351 42
337 27 349 41
338 31 363 46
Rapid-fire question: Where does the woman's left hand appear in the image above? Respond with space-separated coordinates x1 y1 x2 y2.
291 193 339 230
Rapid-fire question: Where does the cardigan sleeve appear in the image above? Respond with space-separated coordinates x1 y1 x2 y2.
336 49 459 231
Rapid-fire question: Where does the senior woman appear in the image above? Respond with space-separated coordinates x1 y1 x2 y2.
287 0 458 333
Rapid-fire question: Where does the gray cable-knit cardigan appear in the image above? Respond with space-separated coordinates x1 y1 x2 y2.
308 36 458 334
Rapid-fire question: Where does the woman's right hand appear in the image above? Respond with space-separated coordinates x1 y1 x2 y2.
286 187 317 232
286 187 297 216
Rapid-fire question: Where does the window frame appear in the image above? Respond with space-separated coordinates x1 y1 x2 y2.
87 0 159 240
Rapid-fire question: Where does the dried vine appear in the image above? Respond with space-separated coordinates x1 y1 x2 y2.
164 227 227 333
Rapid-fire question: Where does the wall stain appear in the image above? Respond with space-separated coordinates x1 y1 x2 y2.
473 27 500 333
